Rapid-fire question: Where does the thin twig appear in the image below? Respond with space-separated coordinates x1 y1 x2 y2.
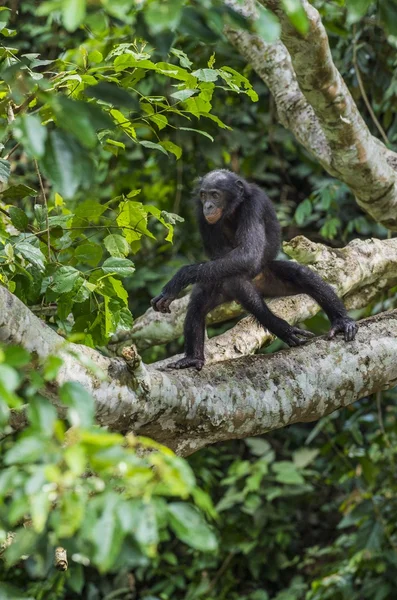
352 29 389 146
4 142 20 160
34 159 51 257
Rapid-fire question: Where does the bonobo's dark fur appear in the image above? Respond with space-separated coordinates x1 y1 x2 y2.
151 170 357 370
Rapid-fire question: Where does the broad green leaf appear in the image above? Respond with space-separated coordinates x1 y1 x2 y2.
149 114 168 130
15 242 46 271
104 233 130 257
50 266 81 293
2 184 37 201
88 49 103 63
192 68 218 82
294 198 312 225
3 346 31 367
13 114 47 158
167 503 217 552
159 140 182 159
62 0 86 31
102 257 135 278
75 242 103 266
273 461 305 485
346 0 373 22
0 158 10 184
144 0 184 33
293 448 319 468
40 130 93 199
9 207 29 231
4 436 48 465
170 88 197 101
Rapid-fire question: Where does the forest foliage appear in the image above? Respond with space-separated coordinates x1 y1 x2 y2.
1 1 397 599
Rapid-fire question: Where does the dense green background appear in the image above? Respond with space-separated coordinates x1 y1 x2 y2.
0 1 397 598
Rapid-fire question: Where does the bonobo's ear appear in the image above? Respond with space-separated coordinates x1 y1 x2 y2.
236 179 248 198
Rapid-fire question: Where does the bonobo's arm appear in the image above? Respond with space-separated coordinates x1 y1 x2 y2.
151 218 266 313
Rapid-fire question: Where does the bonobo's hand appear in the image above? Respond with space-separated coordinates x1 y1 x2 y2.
328 317 357 342
278 325 315 347
167 356 205 371
151 292 175 314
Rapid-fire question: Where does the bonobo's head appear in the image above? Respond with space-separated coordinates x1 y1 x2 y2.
198 169 247 225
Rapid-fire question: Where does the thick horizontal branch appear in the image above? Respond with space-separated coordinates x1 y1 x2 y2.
226 2 397 229
2 287 397 456
113 237 397 359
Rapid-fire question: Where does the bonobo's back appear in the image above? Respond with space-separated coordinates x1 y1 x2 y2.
249 183 281 261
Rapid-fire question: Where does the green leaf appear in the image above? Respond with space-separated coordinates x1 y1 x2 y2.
40 130 93 199
2 184 37 201
346 0 373 22
170 88 197 101
104 234 130 257
102 257 135 278
15 242 46 271
191 68 219 82
0 158 10 184
59 381 94 428
13 114 47 158
88 50 103 63
27 395 57 434
170 48 193 69
167 503 217 552
273 461 305 485
3 346 31 367
159 140 182 159
281 0 309 34
149 114 168 130
140 140 168 155
62 0 86 31
144 0 184 33
75 242 103 266
293 448 319 468
4 436 47 465
50 266 81 293
9 207 29 231
294 198 312 225
254 6 281 42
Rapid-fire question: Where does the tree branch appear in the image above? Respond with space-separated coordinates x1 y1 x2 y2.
225 1 397 229
2 286 397 456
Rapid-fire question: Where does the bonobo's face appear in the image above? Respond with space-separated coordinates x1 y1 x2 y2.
199 170 235 225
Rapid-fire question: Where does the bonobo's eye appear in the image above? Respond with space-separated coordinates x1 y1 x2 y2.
212 191 220 200
200 191 205 201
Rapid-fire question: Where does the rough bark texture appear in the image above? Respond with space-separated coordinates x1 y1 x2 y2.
2 286 397 456
225 1 397 229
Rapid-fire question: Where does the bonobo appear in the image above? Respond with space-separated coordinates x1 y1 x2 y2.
151 170 357 370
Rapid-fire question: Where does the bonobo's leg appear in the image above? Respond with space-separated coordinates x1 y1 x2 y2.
268 260 357 341
167 284 223 371
223 278 315 347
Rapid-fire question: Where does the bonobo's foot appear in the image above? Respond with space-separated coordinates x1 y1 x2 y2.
151 292 175 314
167 356 205 371
278 326 315 347
328 317 357 342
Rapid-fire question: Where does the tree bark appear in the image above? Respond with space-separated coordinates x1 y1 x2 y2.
2 286 397 456
225 0 397 229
